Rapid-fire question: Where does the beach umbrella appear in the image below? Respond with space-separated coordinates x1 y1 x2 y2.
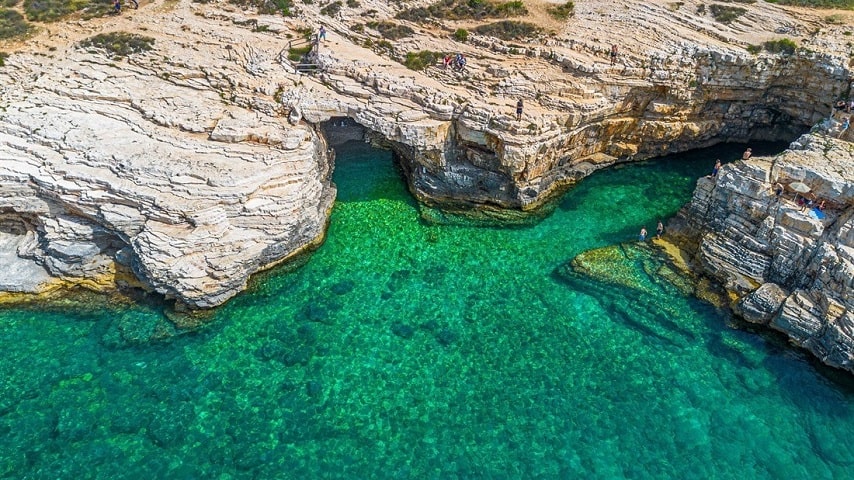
789 182 810 193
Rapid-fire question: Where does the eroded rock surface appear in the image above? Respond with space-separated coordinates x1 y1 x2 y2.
0 56 334 308
0 0 851 307
670 134 854 371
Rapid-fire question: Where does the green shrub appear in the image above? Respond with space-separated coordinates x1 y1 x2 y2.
397 0 527 22
0 0 19 6
709 4 747 24
547 1 573 19
763 38 797 54
0 9 30 39
403 50 442 70
745 44 761 54
23 0 112 22
346 0 358 6
288 44 312 61
320 0 342 16
765 0 854 7
79 32 155 59
697 4 706 13
228 0 295 15
0 51 8 66
474 20 539 40
375 21 414 40
453 28 469 41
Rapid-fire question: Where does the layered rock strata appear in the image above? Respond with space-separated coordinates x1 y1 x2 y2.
0 0 851 307
669 134 854 372
0 58 334 309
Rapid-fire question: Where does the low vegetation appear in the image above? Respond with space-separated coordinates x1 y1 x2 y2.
403 50 441 70
745 38 798 55
228 0 295 15
23 0 113 22
0 0 18 6
79 32 155 59
372 21 414 40
320 0 342 16
709 4 747 24
287 44 312 61
397 0 527 22
474 20 539 40
453 28 469 41
765 0 854 8
547 1 574 19
0 9 30 39
763 38 797 54
0 51 8 66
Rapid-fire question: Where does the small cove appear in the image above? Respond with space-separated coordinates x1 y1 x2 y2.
1 140 853 479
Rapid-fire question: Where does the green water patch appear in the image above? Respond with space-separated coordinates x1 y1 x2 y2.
2 140 854 478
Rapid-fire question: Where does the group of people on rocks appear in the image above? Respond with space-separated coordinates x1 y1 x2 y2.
443 53 468 71
637 221 664 242
835 99 854 113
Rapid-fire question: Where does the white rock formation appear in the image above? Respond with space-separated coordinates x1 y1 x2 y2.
0 0 851 308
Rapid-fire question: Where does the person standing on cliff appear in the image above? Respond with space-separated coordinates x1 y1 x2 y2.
639 227 647 242
656 221 664 239
319 25 327 42
742 148 752 160
610 45 618 65
711 159 721 178
774 182 784 201
516 99 524 121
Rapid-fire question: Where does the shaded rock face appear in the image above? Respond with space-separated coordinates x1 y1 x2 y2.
325 50 847 215
669 134 854 372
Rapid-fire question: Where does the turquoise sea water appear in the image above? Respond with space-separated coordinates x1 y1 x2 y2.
1 141 853 479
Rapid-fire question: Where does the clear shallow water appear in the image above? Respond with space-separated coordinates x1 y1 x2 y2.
2 142 853 479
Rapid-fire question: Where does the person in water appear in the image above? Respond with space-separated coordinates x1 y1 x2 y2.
639 227 647 241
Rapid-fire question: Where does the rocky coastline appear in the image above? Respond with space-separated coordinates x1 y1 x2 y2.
668 133 854 372
0 0 852 310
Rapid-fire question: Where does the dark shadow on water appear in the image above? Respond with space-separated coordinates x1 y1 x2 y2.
332 140 419 208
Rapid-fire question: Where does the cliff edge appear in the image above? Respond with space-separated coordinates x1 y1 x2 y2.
669 133 854 372
0 0 851 308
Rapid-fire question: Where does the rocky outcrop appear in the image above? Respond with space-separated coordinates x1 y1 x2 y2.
0 57 335 309
0 0 851 308
669 134 854 371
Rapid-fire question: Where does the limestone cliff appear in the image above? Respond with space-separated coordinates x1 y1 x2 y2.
669 134 854 372
0 56 335 309
0 0 851 307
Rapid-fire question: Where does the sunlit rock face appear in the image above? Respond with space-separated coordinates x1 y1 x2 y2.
0 1 850 306
670 134 854 372
0 57 334 309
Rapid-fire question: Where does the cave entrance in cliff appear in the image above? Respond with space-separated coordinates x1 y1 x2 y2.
321 117 414 206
